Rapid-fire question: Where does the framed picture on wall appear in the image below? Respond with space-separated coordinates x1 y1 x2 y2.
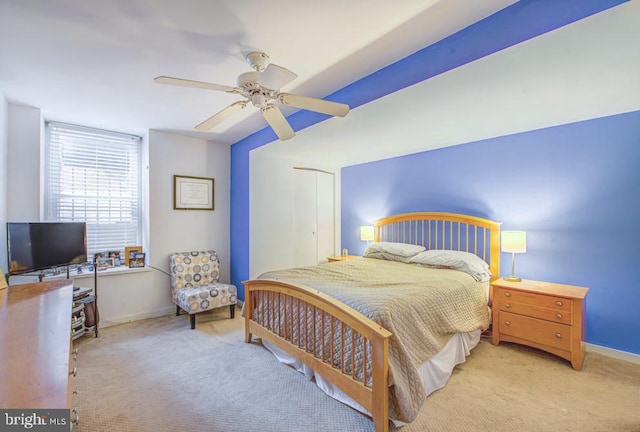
174 175 214 210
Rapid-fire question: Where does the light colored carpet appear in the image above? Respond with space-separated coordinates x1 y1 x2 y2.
73 310 640 432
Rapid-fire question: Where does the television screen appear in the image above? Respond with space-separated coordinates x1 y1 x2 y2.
7 222 87 275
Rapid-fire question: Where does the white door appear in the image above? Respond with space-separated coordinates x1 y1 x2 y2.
293 169 334 267
316 171 334 262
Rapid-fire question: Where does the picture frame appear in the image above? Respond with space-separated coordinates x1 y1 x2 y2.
129 252 146 268
96 257 114 270
96 250 122 266
125 246 143 267
107 251 121 266
174 175 214 210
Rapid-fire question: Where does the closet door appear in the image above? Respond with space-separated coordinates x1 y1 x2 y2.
293 169 317 267
293 169 334 267
315 171 334 262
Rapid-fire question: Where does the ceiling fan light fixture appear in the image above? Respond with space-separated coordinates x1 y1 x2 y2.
251 92 267 108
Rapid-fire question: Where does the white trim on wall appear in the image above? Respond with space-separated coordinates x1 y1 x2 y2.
586 343 640 365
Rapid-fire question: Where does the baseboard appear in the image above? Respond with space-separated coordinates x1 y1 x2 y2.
100 306 175 328
586 342 640 364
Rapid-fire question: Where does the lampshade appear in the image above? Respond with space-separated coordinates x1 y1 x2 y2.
501 231 527 253
360 225 374 241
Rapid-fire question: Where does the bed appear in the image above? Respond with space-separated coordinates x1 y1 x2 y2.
243 212 501 432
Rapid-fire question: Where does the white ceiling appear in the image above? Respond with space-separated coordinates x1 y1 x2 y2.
0 0 517 144
259 0 640 168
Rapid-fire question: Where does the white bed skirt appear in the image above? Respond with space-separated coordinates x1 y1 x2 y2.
262 329 481 426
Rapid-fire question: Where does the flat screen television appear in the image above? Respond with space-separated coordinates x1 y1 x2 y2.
6 222 87 275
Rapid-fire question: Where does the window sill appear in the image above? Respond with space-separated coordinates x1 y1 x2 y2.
8 266 152 285
61 266 152 280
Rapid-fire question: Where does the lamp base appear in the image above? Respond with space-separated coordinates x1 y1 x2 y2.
503 276 522 282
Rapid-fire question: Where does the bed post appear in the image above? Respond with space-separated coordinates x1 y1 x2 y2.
243 283 253 343
371 336 389 432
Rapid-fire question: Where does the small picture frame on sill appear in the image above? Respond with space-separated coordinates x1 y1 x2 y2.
125 246 143 267
129 252 146 268
174 175 214 210
96 257 114 271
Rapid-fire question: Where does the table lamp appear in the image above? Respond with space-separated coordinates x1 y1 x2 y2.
501 231 526 282
360 225 374 243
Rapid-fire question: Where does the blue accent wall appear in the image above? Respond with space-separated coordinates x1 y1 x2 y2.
230 0 627 302
341 111 640 355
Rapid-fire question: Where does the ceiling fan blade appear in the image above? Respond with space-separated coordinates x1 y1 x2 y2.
154 76 237 93
278 93 349 117
195 101 247 131
261 105 295 141
257 64 298 90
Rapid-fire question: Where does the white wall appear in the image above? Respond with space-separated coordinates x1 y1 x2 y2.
7 104 42 221
148 130 231 282
249 151 295 278
0 92 8 272
249 147 340 278
5 114 232 327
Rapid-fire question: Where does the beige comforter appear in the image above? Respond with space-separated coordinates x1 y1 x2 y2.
258 257 490 422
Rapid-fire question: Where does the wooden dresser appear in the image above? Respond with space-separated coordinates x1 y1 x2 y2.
491 278 588 370
0 280 78 414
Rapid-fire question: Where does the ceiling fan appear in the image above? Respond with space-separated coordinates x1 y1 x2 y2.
154 51 350 141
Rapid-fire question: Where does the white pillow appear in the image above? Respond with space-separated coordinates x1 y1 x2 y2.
363 242 425 258
409 249 492 282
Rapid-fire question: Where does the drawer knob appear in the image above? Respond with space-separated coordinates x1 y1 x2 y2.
505 292 511 297
556 313 562 319
505 320 511 326
505 303 511 308
556 301 563 307
555 333 562 339
69 367 77 377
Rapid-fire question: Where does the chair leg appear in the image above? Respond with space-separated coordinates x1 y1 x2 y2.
230 304 235 319
190 314 196 329
176 305 181 316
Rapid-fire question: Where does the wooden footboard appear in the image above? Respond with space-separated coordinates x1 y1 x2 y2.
244 279 393 432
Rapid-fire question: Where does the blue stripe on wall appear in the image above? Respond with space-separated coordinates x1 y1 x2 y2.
340 111 640 355
230 0 627 301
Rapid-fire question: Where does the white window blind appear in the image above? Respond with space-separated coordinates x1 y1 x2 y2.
45 122 142 258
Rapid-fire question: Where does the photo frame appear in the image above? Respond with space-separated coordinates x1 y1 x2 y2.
96 257 114 270
129 252 146 268
174 175 214 210
125 246 143 267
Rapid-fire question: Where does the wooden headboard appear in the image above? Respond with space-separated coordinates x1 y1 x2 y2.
373 212 502 281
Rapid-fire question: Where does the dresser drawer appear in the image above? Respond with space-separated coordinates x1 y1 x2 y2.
499 311 571 351
499 301 571 324
496 288 571 312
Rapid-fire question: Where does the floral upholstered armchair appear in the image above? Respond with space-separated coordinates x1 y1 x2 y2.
169 250 237 329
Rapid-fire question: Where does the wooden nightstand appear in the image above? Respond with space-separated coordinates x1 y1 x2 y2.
327 255 361 262
491 278 588 370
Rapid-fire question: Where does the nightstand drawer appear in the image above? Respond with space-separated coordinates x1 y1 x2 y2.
499 301 571 324
496 288 571 312
499 311 571 351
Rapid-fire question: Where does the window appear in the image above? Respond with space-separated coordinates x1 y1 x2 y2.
45 122 142 258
